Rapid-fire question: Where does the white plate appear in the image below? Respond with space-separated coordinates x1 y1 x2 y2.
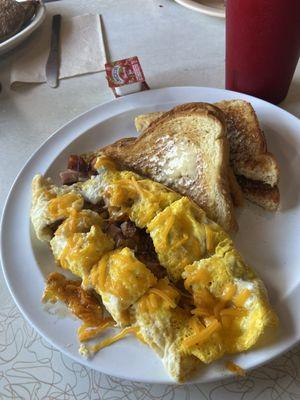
0 3 46 56
174 0 225 18
1 87 300 384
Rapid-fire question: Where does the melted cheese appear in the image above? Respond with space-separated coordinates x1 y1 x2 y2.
184 268 211 289
105 171 179 229
205 225 215 253
79 326 142 357
90 248 157 326
213 301 226 317
48 192 83 219
226 361 245 376
160 212 175 246
92 248 157 301
190 316 204 333
233 289 251 307
138 278 180 313
194 288 216 308
191 307 210 317
220 308 247 317
182 318 221 349
94 156 117 171
148 288 177 308
60 226 109 271
187 279 249 326
77 319 114 342
220 283 237 302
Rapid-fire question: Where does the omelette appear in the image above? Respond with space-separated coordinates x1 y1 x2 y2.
31 155 278 382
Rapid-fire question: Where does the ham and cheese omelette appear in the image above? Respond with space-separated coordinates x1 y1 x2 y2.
31 155 277 382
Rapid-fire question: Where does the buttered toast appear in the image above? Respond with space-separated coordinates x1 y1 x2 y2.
135 100 280 211
103 103 238 232
215 100 280 210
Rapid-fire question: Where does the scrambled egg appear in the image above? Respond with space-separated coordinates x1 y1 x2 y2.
106 171 180 228
79 156 180 228
50 209 114 286
32 156 278 382
79 156 120 204
31 175 84 241
181 239 278 361
90 247 157 326
132 279 200 382
147 197 227 282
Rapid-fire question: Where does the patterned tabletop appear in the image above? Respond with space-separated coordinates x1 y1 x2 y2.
1 0 300 399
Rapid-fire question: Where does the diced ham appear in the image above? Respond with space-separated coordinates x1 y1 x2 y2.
68 155 88 173
120 221 137 238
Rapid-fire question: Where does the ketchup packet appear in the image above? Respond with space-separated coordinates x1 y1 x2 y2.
105 56 150 98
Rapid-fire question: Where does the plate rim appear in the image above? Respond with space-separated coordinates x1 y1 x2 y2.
174 0 225 18
1 86 300 384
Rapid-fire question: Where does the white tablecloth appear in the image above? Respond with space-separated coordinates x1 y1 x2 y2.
0 1 299 398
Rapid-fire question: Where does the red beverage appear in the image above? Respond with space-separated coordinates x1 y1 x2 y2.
226 0 300 104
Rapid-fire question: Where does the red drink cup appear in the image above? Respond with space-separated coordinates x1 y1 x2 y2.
226 0 300 104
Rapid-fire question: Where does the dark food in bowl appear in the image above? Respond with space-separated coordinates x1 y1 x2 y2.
0 0 38 43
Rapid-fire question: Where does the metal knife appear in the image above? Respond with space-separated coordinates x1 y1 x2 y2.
46 14 61 88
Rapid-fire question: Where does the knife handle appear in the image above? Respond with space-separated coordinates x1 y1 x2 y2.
46 14 61 88
49 14 61 62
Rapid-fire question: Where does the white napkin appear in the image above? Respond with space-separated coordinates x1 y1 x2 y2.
10 13 105 86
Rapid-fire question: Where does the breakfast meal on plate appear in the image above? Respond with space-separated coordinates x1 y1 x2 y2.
0 0 38 43
30 100 279 382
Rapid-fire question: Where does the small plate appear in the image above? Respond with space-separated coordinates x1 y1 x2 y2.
0 3 46 56
174 0 225 18
1 87 300 384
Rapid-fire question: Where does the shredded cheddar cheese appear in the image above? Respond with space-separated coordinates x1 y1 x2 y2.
149 293 158 309
190 316 204 334
94 156 117 171
221 315 232 330
233 289 251 307
172 233 189 250
109 177 153 207
160 213 175 245
205 225 215 252
220 308 247 317
226 361 246 377
184 268 211 289
80 326 142 357
78 319 115 342
186 279 249 328
220 283 237 302
213 301 226 317
148 288 177 308
182 318 221 349
90 248 157 306
194 288 216 308
48 192 82 218
59 225 112 278
191 307 211 317
130 177 152 198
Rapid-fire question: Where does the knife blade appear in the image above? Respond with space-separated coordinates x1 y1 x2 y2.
46 14 61 88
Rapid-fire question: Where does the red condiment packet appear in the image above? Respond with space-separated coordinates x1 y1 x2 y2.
105 56 150 98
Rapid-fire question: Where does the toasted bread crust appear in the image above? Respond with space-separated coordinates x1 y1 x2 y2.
103 102 237 232
228 167 244 207
237 175 280 211
215 100 279 187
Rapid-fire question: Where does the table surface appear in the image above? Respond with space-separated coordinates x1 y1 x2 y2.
1 1 299 399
